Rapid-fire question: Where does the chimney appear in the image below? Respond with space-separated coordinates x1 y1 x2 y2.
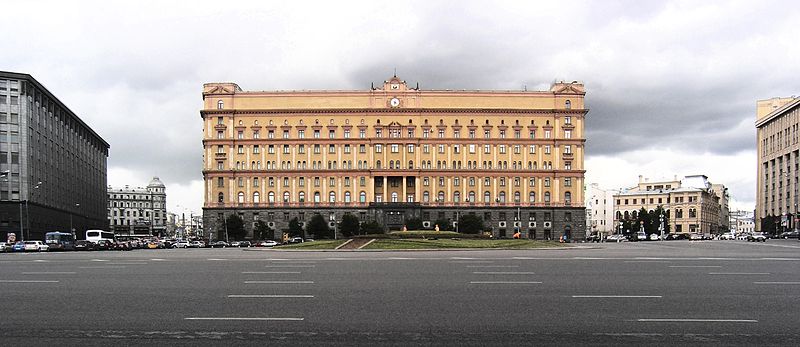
639 175 643 183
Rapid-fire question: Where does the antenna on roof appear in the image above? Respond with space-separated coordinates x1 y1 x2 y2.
416 82 419 90
524 85 527 91
393 67 397 77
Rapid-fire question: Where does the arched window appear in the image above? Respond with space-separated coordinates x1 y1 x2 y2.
565 100 571 109
314 192 321 203
237 192 245 203
409 160 414 169
565 191 572 204
329 191 336 203
218 192 224 203
253 191 261 203
468 191 476 202
514 191 521 203
217 100 224 109
376 160 382 169
437 191 445 202
283 191 290 203
454 191 461 203
391 192 398 202
529 191 535 203
359 191 367 203
484 191 491 203
299 191 305 203
423 191 430 202
499 191 506 203
268 191 275 203
344 191 351 203
544 192 551 203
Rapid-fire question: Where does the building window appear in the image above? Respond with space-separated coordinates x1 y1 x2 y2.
407 144 414 153
217 100 224 109
375 144 382 153
237 192 245 203
253 192 261 203
217 177 224 187
564 130 572 139
565 100 571 109
391 144 399 153
329 130 335 139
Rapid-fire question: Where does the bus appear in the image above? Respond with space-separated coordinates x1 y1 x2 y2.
45 231 76 251
85 230 115 243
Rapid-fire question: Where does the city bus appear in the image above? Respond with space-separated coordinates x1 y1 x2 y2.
45 231 76 251
85 230 115 243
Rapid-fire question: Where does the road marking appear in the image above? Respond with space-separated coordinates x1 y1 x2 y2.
472 272 536 275
450 261 494 264
572 295 662 298
150 259 167 261
264 265 315 268
625 261 671 263
637 319 757 323
108 262 148 265
0 280 59 283
33 259 48 262
244 281 314 284
79 266 126 269
184 317 304 321
22 272 76 274
208 258 228 261
242 271 302 274
753 282 800 285
227 295 314 298
467 265 519 268
469 281 542 284
90 259 109 262
669 266 722 268
709 272 770 275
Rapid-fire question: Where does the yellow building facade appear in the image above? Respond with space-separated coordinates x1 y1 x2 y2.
201 76 587 239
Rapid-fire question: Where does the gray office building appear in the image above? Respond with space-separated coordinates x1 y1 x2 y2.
0 71 109 241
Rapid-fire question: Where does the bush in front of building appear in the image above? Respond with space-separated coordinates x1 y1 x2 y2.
404 217 424 231
457 214 486 234
433 218 454 232
339 213 360 237
306 214 332 239
254 220 274 240
360 220 385 234
288 217 304 237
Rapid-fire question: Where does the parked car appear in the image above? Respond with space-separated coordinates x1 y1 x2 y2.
24 241 49 252
689 233 703 241
94 239 114 250
189 240 205 248
256 240 279 247
747 232 767 242
230 241 241 247
719 233 736 240
289 237 304 244
210 241 228 248
238 241 252 248
172 240 190 248
648 233 660 241
606 234 627 242
75 240 96 251
113 241 131 251
12 241 26 252
0 241 9 252
779 230 799 239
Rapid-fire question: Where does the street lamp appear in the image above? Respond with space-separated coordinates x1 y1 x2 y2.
659 210 665 240
70 203 80 233
26 181 42 241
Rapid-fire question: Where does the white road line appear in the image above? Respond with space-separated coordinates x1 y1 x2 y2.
0 280 59 283
90 259 109 262
184 317 304 321
107 262 148 265
33 260 48 262
208 258 228 261
469 281 542 284
22 272 76 274
244 281 314 284
472 272 536 275
227 295 314 298
572 295 662 298
242 271 302 274
637 319 757 323
754 282 800 285
79 266 126 269
450 261 494 263
709 272 770 275
669 266 722 268
264 265 315 268
150 259 167 261
466 265 519 268
625 261 672 263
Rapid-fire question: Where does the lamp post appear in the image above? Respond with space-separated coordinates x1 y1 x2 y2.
70 203 80 233
659 210 665 241
26 181 42 241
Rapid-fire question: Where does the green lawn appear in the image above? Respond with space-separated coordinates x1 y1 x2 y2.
362 238 568 250
275 240 347 249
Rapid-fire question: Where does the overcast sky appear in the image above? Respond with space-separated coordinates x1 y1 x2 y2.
3 0 799 215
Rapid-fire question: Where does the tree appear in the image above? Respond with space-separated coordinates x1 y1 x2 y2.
457 214 485 234
253 220 274 240
288 217 304 237
224 214 246 241
433 218 453 231
339 213 360 237
404 217 424 231
306 214 332 239
360 220 385 234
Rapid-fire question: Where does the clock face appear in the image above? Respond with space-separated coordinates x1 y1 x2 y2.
391 83 399 90
390 97 400 107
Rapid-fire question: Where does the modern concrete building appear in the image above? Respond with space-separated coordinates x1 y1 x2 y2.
614 175 726 235
755 96 800 234
107 177 167 237
201 76 587 240
585 183 615 237
0 71 109 241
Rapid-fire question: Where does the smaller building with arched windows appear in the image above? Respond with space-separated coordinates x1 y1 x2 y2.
107 177 168 237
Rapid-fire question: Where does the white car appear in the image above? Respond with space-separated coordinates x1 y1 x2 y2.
24 241 49 252
649 233 660 241
172 240 190 248
607 234 627 242
719 233 736 240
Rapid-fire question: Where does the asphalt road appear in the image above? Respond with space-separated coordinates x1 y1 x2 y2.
1 240 799 346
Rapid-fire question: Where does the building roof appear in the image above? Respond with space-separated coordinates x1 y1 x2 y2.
755 97 800 128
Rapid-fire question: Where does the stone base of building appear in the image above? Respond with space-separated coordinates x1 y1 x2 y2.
203 203 586 241
0 201 107 241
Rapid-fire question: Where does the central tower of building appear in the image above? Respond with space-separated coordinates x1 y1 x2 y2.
201 76 587 240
